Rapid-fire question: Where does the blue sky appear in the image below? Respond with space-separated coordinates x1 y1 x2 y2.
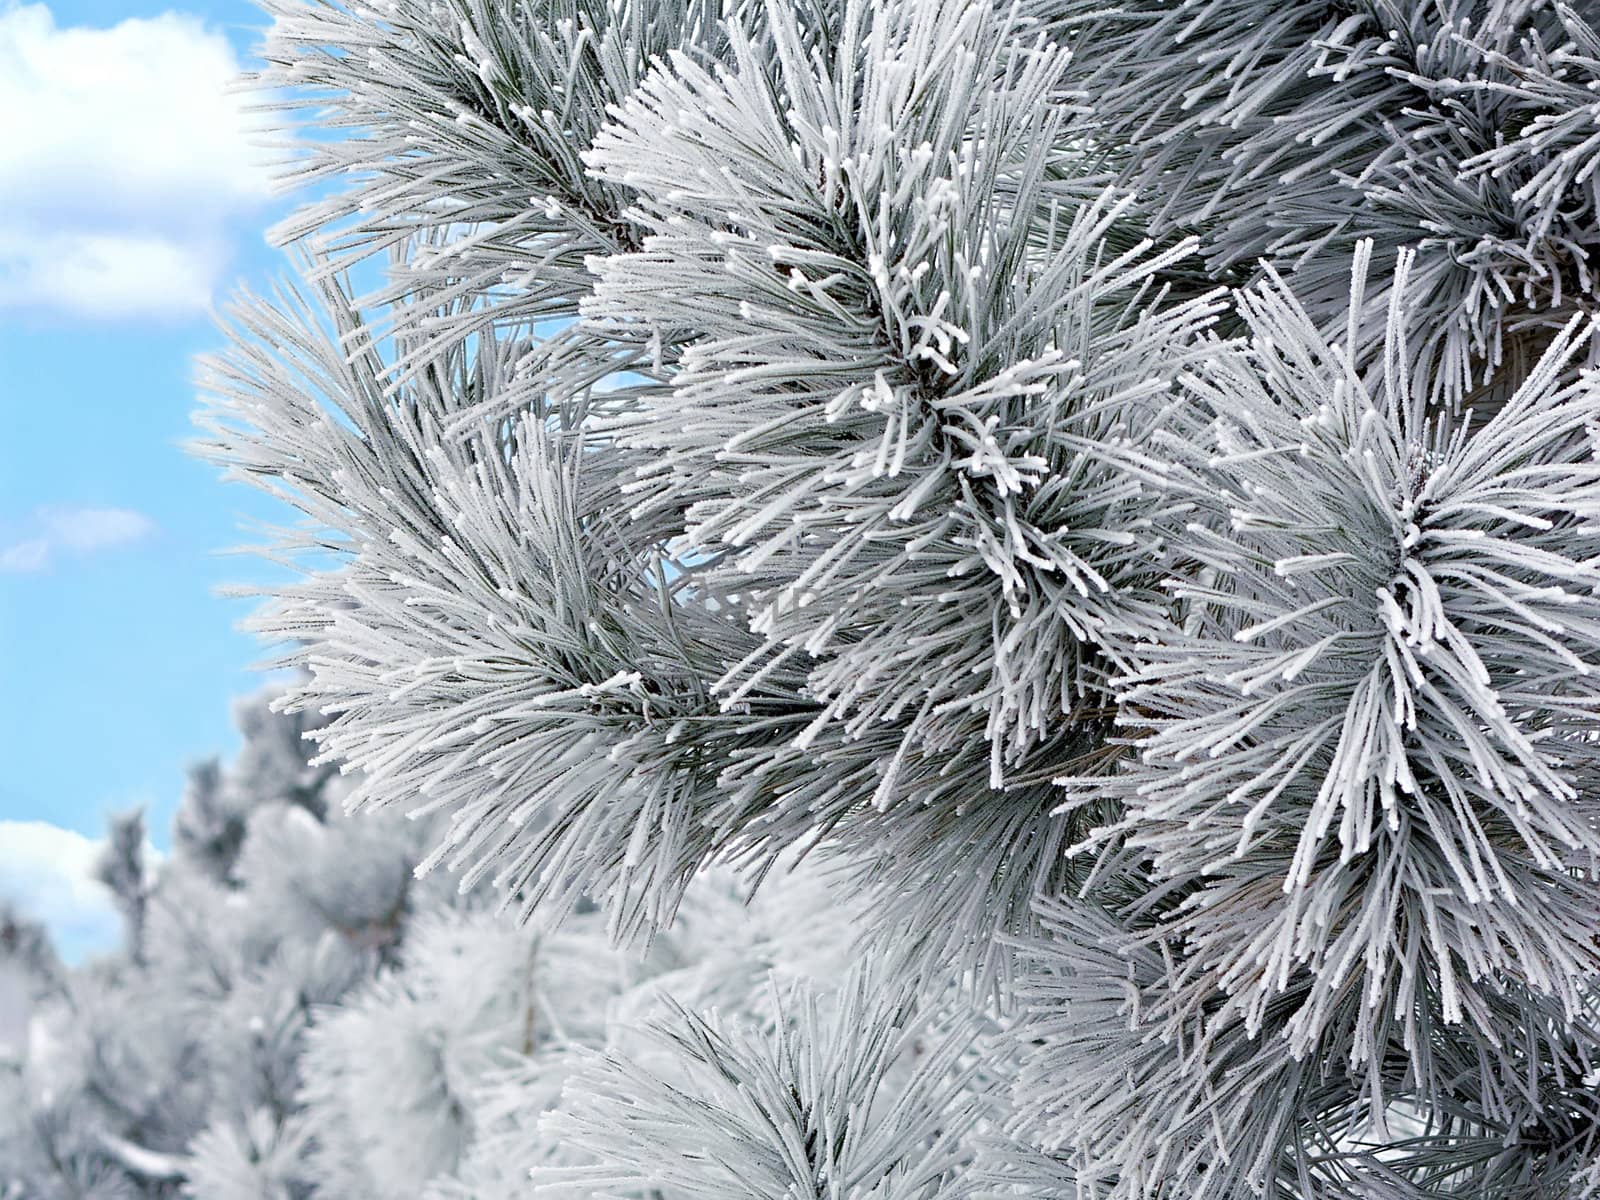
1 0 306 955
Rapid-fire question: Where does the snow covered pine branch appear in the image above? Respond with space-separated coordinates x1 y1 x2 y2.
42 0 1593 1194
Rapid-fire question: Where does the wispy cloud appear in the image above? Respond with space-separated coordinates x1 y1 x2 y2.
0 4 275 321
0 229 219 320
0 505 157 573
0 538 48 573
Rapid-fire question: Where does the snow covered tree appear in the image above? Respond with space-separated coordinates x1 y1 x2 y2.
184 0 1600 1195
294 863 872 1199
94 810 150 967
0 690 436 1198
0 903 57 1068
0 691 879 1200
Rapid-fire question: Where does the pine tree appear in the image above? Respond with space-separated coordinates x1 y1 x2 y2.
185 0 1600 1195
0 691 428 1198
0 903 57 1068
93 811 150 967
0 691 871 1200
295 864 868 1199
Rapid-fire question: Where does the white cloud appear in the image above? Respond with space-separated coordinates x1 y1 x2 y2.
0 229 219 319
0 538 48 573
0 505 157 573
0 4 275 320
38 505 158 553
0 821 123 961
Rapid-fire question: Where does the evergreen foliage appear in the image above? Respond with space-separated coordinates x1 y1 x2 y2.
0 691 429 1199
29 0 1600 1194
0 692 870 1199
